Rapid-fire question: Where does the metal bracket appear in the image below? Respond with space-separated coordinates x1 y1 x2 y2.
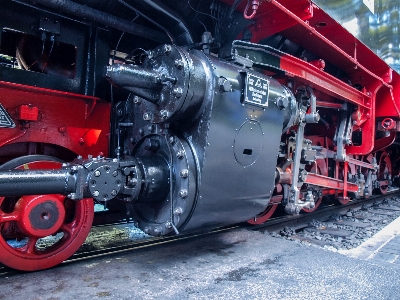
334 111 352 162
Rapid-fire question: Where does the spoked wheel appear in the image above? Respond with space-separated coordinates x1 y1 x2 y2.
0 155 94 271
247 204 278 225
377 152 392 194
302 158 327 212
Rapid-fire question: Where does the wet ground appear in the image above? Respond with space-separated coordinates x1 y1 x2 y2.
1 219 400 300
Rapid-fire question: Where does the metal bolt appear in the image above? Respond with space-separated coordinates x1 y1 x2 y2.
93 190 100 197
180 169 189 178
111 189 117 196
174 59 184 69
67 193 76 199
164 44 171 54
160 110 169 119
179 189 188 198
129 178 138 186
94 170 101 177
133 96 141 104
112 170 118 177
174 207 183 215
143 112 152 121
70 165 78 174
172 87 183 98
165 221 172 229
169 136 175 144
176 150 184 159
218 77 231 92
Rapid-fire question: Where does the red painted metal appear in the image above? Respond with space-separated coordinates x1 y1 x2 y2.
347 158 376 170
223 0 400 156
377 152 392 194
338 161 349 205
16 105 39 121
302 158 327 213
247 203 278 224
0 81 110 160
373 133 396 153
304 173 358 193
0 158 94 271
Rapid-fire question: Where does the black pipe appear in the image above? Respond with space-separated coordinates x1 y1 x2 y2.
25 0 170 43
0 169 74 197
128 0 194 46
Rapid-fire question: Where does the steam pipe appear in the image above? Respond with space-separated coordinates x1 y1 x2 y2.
104 64 163 103
24 0 170 43
130 0 194 46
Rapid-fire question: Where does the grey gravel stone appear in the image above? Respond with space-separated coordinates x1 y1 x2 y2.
1 228 400 300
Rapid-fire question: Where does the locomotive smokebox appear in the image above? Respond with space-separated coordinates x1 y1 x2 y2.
0 43 298 237
105 44 298 235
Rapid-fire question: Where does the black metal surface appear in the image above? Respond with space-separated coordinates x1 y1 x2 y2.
1 1 110 96
0 41 298 236
129 0 194 46
109 43 297 232
183 54 289 231
18 0 169 44
0 169 73 196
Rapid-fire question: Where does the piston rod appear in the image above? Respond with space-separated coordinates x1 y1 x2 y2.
0 169 75 197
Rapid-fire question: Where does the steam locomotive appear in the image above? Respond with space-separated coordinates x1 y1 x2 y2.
0 0 399 271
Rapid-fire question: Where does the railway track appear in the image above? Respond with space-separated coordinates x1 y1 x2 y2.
1 191 400 277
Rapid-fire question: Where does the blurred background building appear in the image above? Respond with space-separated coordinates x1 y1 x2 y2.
314 0 400 73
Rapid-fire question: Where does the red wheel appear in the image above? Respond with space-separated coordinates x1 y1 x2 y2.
247 204 278 224
377 152 392 194
0 155 94 271
302 195 322 212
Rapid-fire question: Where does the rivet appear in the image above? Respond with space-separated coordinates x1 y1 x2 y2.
176 150 185 159
173 87 183 98
180 169 189 178
179 189 188 198
174 207 183 215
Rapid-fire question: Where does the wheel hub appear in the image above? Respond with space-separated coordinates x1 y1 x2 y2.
15 195 65 237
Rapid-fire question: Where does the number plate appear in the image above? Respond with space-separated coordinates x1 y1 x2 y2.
244 73 269 108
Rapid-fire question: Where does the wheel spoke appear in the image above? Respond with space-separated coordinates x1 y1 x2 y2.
0 209 20 222
22 237 38 255
60 223 74 237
